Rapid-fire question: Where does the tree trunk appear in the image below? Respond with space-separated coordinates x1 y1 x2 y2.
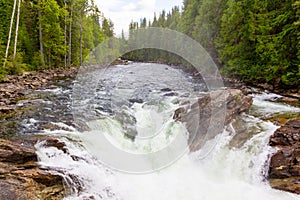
64 0 67 67
38 0 45 66
13 0 21 60
3 0 17 67
68 2 73 66
80 16 83 66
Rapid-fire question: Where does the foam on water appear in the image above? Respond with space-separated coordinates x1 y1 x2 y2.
251 92 300 116
35 102 300 200
34 64 300 199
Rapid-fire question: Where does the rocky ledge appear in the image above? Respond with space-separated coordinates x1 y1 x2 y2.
0 138 65 200
268 119 300 194
173 89 253 152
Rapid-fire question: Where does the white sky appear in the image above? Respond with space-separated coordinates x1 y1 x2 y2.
95 0 183 36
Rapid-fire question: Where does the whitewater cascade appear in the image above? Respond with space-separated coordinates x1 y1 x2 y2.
32 63 300 200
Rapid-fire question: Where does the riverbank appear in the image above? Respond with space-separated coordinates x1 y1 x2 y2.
268 119 300 194
223 77 300 104
0 67 79 200
0 138 65 199
0 67 78 114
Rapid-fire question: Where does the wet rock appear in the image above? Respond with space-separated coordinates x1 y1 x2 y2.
163 92 178 97
41 79 47 83
43 138 68 154
115 109 138 140
270 119 300 146
174 89 253 151
0 139 37 163
269 177 300 195
269 148 293 178
160 88 172 92
129 98 143 104
0 139 65 199
268 119 300 194
0 105 16 114
228 117 261 149
222 78 253 95
258 83 274 91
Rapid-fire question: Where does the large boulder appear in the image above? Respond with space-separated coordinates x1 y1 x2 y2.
270 119 300 146
173 89 253 152
0 139 65 200
268 119 300 194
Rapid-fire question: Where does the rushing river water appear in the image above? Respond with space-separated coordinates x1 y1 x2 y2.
16 63 300 199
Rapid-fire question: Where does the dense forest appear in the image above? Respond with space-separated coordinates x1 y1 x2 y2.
123 0 300 88
0 0 299 88
0 0 114 79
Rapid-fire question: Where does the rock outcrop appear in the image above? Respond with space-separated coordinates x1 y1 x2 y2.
0 139 65 200
173 89 253 152
268 119 300 194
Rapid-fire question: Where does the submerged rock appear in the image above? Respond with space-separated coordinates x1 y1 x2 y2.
128 98 143 104
0 139 65 199
268 119 300 194
174 89 253 152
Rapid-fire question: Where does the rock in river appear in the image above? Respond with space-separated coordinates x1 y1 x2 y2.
0 139 65 200
173 89 253 152
268 119 300 194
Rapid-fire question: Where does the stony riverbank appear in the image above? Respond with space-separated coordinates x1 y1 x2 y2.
0 67 79 199
223 77 300 107
0 67 78 114
268 119 300 194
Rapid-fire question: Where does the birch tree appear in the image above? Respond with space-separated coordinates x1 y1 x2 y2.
13 0 21 60
68 0 73 66
3 0 17 67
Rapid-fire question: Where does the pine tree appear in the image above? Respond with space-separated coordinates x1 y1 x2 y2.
192 0 227 64
179 0 202 36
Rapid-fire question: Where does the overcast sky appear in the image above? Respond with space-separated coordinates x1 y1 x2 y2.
95 0 183 36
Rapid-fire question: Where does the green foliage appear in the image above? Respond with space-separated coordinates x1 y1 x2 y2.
281 66 300 85
102 18 114 38
192 0 227 64
178 0 202 36
124 0 299 89
32 51 45 70
39 0 66 67
0 0 113 78
217 0 299 87
5 53 30 75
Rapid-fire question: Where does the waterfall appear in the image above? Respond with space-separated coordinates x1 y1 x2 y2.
34 63 300 200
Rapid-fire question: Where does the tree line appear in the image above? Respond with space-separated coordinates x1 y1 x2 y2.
0 0 114 79
122 0 300 88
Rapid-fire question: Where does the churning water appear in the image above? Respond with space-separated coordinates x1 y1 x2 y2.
33 63 300 200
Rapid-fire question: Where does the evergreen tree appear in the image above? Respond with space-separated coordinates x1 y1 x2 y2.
0 0 113 77
102 18 114 38
179 0 202 36
192 0 227 64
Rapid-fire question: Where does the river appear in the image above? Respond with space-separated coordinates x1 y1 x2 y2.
16 63 300 199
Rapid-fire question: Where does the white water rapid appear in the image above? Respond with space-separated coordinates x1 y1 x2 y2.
34 64 300 200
